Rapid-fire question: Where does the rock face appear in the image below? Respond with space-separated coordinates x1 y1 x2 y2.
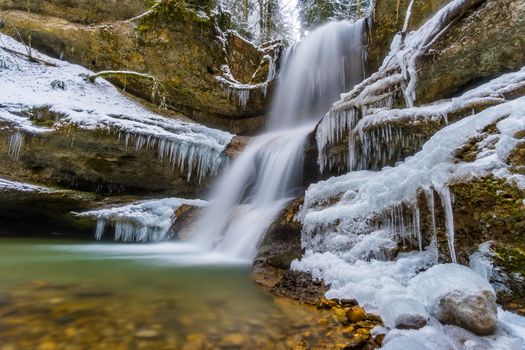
253 197 304 271
0 0 149 24
416 0 525 104
252 197 329 304
434 290 498 335
367 0 450 74
0 127 212 197
0 179 108 237
0 0 278 134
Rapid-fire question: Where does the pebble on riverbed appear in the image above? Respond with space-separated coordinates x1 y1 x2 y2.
317 298 384 349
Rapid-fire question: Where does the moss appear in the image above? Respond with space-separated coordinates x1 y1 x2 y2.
138 0 213 30
494 244 525 276
452 176 525 247
508 141 525 175
492 243 525 314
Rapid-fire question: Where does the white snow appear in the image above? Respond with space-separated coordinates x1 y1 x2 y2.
76 198 207 242
408 264 496 310
0 177 54 193
0 34 233 181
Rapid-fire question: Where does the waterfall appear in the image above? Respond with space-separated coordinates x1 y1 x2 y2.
189 20 367 259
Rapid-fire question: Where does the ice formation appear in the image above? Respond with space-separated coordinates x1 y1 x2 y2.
315 0 498 173
304 97 525 262
77 198 207 242
0 34 233 181
0 177 54 193
294 97 525 346
317 66 525 172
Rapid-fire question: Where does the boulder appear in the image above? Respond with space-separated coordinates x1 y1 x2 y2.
409 264 498 335
435 289 497 336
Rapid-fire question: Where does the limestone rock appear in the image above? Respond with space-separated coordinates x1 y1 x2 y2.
0 127 212 197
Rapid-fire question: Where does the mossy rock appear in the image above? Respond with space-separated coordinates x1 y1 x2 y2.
416 0 525 104
0 1 272 134
0 125 213 197
0 0 150 24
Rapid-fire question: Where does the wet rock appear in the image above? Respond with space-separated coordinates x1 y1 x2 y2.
339 299 358 307
220 333 245 348
317 298 339 310
254 197 304 271
270 270 327 305
346 306 367 323
333 307 348 323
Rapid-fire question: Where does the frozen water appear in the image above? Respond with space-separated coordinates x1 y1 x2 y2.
76 198 207 242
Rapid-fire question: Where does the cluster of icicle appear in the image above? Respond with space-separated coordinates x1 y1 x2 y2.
0 33 233 181
77 198 207 242
316 0 496 173
302 96 525 264
295 96 525 349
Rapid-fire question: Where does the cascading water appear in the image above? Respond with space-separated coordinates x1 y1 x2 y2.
189 20 367 260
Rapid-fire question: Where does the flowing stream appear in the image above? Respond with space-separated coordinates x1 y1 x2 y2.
190 20 367 259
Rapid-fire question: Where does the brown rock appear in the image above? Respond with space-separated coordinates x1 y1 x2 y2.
346 306 367 323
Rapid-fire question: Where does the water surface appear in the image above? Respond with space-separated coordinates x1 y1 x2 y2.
0 238 339 350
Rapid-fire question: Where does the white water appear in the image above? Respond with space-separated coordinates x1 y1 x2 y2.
189 20 368 260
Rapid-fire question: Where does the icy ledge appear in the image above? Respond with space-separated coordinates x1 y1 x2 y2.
293 97 525 347
0 33 233 181
0 178 54 193
315 0 504 173
75 198 207 242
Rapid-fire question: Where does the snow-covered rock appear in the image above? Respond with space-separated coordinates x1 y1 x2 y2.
381 296 429 330
409 264 498 335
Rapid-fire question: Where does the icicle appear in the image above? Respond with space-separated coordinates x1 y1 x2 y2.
438 186 457 263
77 198 207 243
8 130 24 160
95 219 106 240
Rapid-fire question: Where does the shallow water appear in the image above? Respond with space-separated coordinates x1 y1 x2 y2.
0 238 345 350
